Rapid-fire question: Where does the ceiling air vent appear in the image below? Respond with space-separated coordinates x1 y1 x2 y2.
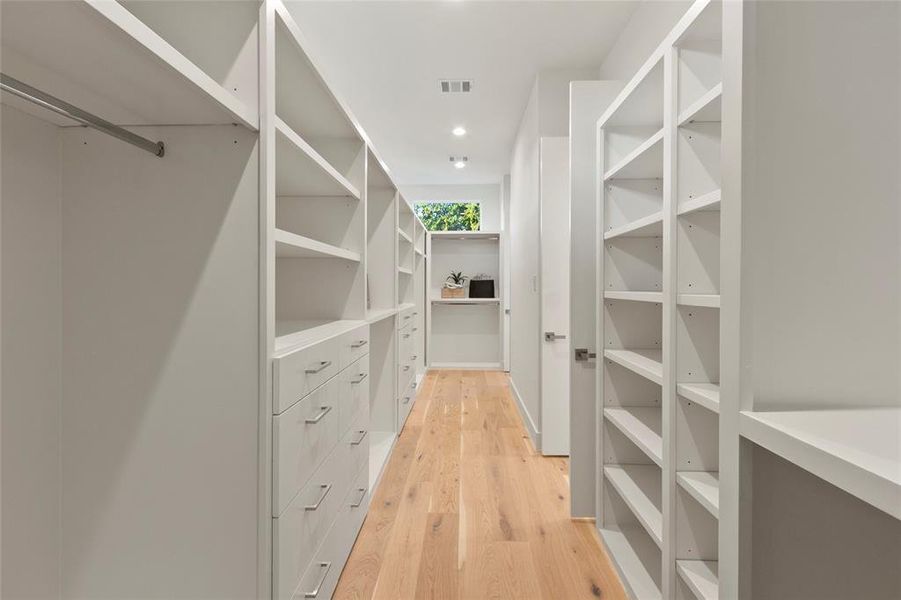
439 79 473 93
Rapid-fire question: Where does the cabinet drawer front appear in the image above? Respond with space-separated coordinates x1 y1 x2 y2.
273 450 344 600
343 417 369 485
274 339 340 414
274 381 339 515
397 360 414 392
342 465 371 547
397 309 415 330
338 325 370 370
338 356 369 437
289 515 346 600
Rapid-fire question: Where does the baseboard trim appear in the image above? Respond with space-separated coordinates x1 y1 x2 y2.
429 362 503 370
508 377 541 450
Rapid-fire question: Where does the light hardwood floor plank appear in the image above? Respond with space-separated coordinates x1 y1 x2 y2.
334 370 627 600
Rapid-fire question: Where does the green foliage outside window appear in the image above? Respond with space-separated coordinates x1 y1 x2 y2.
414 202 480 231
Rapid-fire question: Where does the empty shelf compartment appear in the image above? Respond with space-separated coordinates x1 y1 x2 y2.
604 407 663 466
604 349 663 384
677 471 720 518
677 560 719 600
677 383 720 413
604 465 663 546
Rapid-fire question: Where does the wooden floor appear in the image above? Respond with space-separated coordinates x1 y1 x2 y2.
334 370 627 600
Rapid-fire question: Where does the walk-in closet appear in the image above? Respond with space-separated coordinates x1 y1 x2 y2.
2 1 897 599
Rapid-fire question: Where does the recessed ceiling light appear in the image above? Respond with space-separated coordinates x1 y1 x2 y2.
452 126 467 137
454 160 466 169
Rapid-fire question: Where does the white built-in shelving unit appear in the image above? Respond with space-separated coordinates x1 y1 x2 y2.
426 230 503 369
595 2 722 598
1 1 429 598
590 1 901 599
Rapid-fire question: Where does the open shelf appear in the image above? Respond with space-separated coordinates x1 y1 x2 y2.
0 0 257 129
398 266 413 276
677 189 721 216
677 471 720 518
604 291 663 304
604 349 663 385
677 383 720 414
429 230 501 240
369 430 396 489
598 526 662 600
678 83 722 126
397 228 412 244
677 560 719 600
275 117 360 198
604 212 663 240
604 129 664 181
677 294 720 308
604 407 663 466
740 408 901 519
273 319 366 356
604 465 663 546
431 297 500 305
274 229 360 262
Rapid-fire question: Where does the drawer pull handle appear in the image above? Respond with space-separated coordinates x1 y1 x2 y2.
305 360 332 374
412 327 419 332
350 340 368 349
351 373 368 384
403 315 411 320
411 355 417 360
403 333 411 339
403 396 411 404
350 487 368 508
305 405 332 424
350 430 368 445
403 365 410 372
305 484 332 511
304 561 331 598
413 312 418 316
412 382 417 389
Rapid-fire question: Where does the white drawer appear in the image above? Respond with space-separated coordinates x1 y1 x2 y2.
273 452 343 600
338 356 369 437
274 338 340 414
397 380 415 430
396 308 415 330
274 417 368 600
274 380 339 515
340 465 371 550
397 360 413 392
337 325 370 370
287 466 369 600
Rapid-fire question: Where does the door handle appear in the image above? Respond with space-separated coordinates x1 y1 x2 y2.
545 331 567 342
574 348 597 361
351 339 368 349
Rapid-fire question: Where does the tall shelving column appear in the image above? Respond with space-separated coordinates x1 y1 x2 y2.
669 3 723 600
594 2 723 599
366 150 400 485
596 54 666 600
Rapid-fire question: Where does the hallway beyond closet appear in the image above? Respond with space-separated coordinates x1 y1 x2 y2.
334 370 626 600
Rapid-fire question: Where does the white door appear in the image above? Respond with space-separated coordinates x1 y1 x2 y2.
539 137 571 456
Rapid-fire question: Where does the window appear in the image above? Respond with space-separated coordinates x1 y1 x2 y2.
414 201 481 231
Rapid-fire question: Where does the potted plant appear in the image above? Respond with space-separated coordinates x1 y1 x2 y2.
442 271 467 298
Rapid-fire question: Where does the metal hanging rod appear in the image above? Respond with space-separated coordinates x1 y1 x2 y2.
0 73 165 157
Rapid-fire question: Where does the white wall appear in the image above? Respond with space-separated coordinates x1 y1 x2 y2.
509 81 542 443
508 67 598 448
400 184 501 231
597 0 693 81
1 105 62 599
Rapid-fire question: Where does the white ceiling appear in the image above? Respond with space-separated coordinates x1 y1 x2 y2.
286 1 638 185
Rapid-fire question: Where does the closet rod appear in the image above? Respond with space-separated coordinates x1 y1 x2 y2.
0 73 165 157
